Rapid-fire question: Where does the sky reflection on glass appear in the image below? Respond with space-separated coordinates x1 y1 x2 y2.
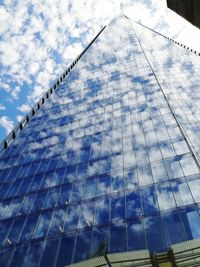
1 16 200 266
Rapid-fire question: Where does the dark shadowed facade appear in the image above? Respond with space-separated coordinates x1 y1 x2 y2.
1 16 200 267
167 0 200 29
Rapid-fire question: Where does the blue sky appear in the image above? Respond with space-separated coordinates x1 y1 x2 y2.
1 0 200 142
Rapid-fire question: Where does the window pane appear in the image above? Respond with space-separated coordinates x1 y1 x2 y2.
111 192 125 222
94 197 110 226
65 204 80 231
55 235 75 267
7 218 26 244
180 208 200 240
0 248 14 267
126 189 142 220
78 202 94 228
20 215 39 241
111 170 124 192
161 211 186 245
138 164 153 186
84 179 97 199
39 238 59 267
57 184 72 206
23 241 43 267
97 175 110 196
187 175 200 202
171 178 194 207
70 181 85 202
91 227 108 257
9 246 28 267
49 208 67 236
140 185 158 216
180 156 199 176
144 215 166 251
151 160 168 183
127 221 145 251
110 224 127 253
34 212 52 239
156 182 176 211
124 167 138 189
74 231 91 263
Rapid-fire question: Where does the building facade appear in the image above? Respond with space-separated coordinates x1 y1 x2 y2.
167 0 200 29
1 16 200 266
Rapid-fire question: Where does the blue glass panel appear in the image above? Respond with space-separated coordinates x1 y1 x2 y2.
0 183 11 199
41 171 55 189
6 180 21 198
53 168 66 185
161 211 186 245
7 217 26 244
34 211 52 239
140 185 158 216
127 221 146 251
64 204 80 231
9 246 28 267
111 170 124 192
164 156 184 179
18 178 32 195
47 157 60 171
55 235 75 267
49 208 67 235
110 223 127 253
111 192 125 222
126 189 142 220
44 187 60 209
94 197 110 225
70 181 85 202
124 167 138 189
151 160 168 183
30 174 44 192
87 160 99 177
31 191 47 212
90 227 108 256
179 207 200 240
63 165 77 183
0 247 13 267
171 178 194 207
26 161 42 177
74 231 92 263
123 150 136 168
39 238 59 267
78 201 94 228
180 156 199 176
19 193 37 215
0 219 13 246
84 179 97 199
5 198 21 218
97 175 110 196
138 164 153 186
20 215 39 241
187 175 200 203
22 241 43 267
57 184 72 206
144 215 166 252
155 182 176 211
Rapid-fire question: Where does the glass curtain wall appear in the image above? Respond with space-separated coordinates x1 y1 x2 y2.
0 16 200 266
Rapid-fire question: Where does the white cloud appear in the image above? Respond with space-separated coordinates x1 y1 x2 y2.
0 104 6 111
11 86 20 100
16 115 23 122
0 116 14 134
17 104 31 113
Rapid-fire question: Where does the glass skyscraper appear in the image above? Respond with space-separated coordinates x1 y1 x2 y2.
1 16 200 266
